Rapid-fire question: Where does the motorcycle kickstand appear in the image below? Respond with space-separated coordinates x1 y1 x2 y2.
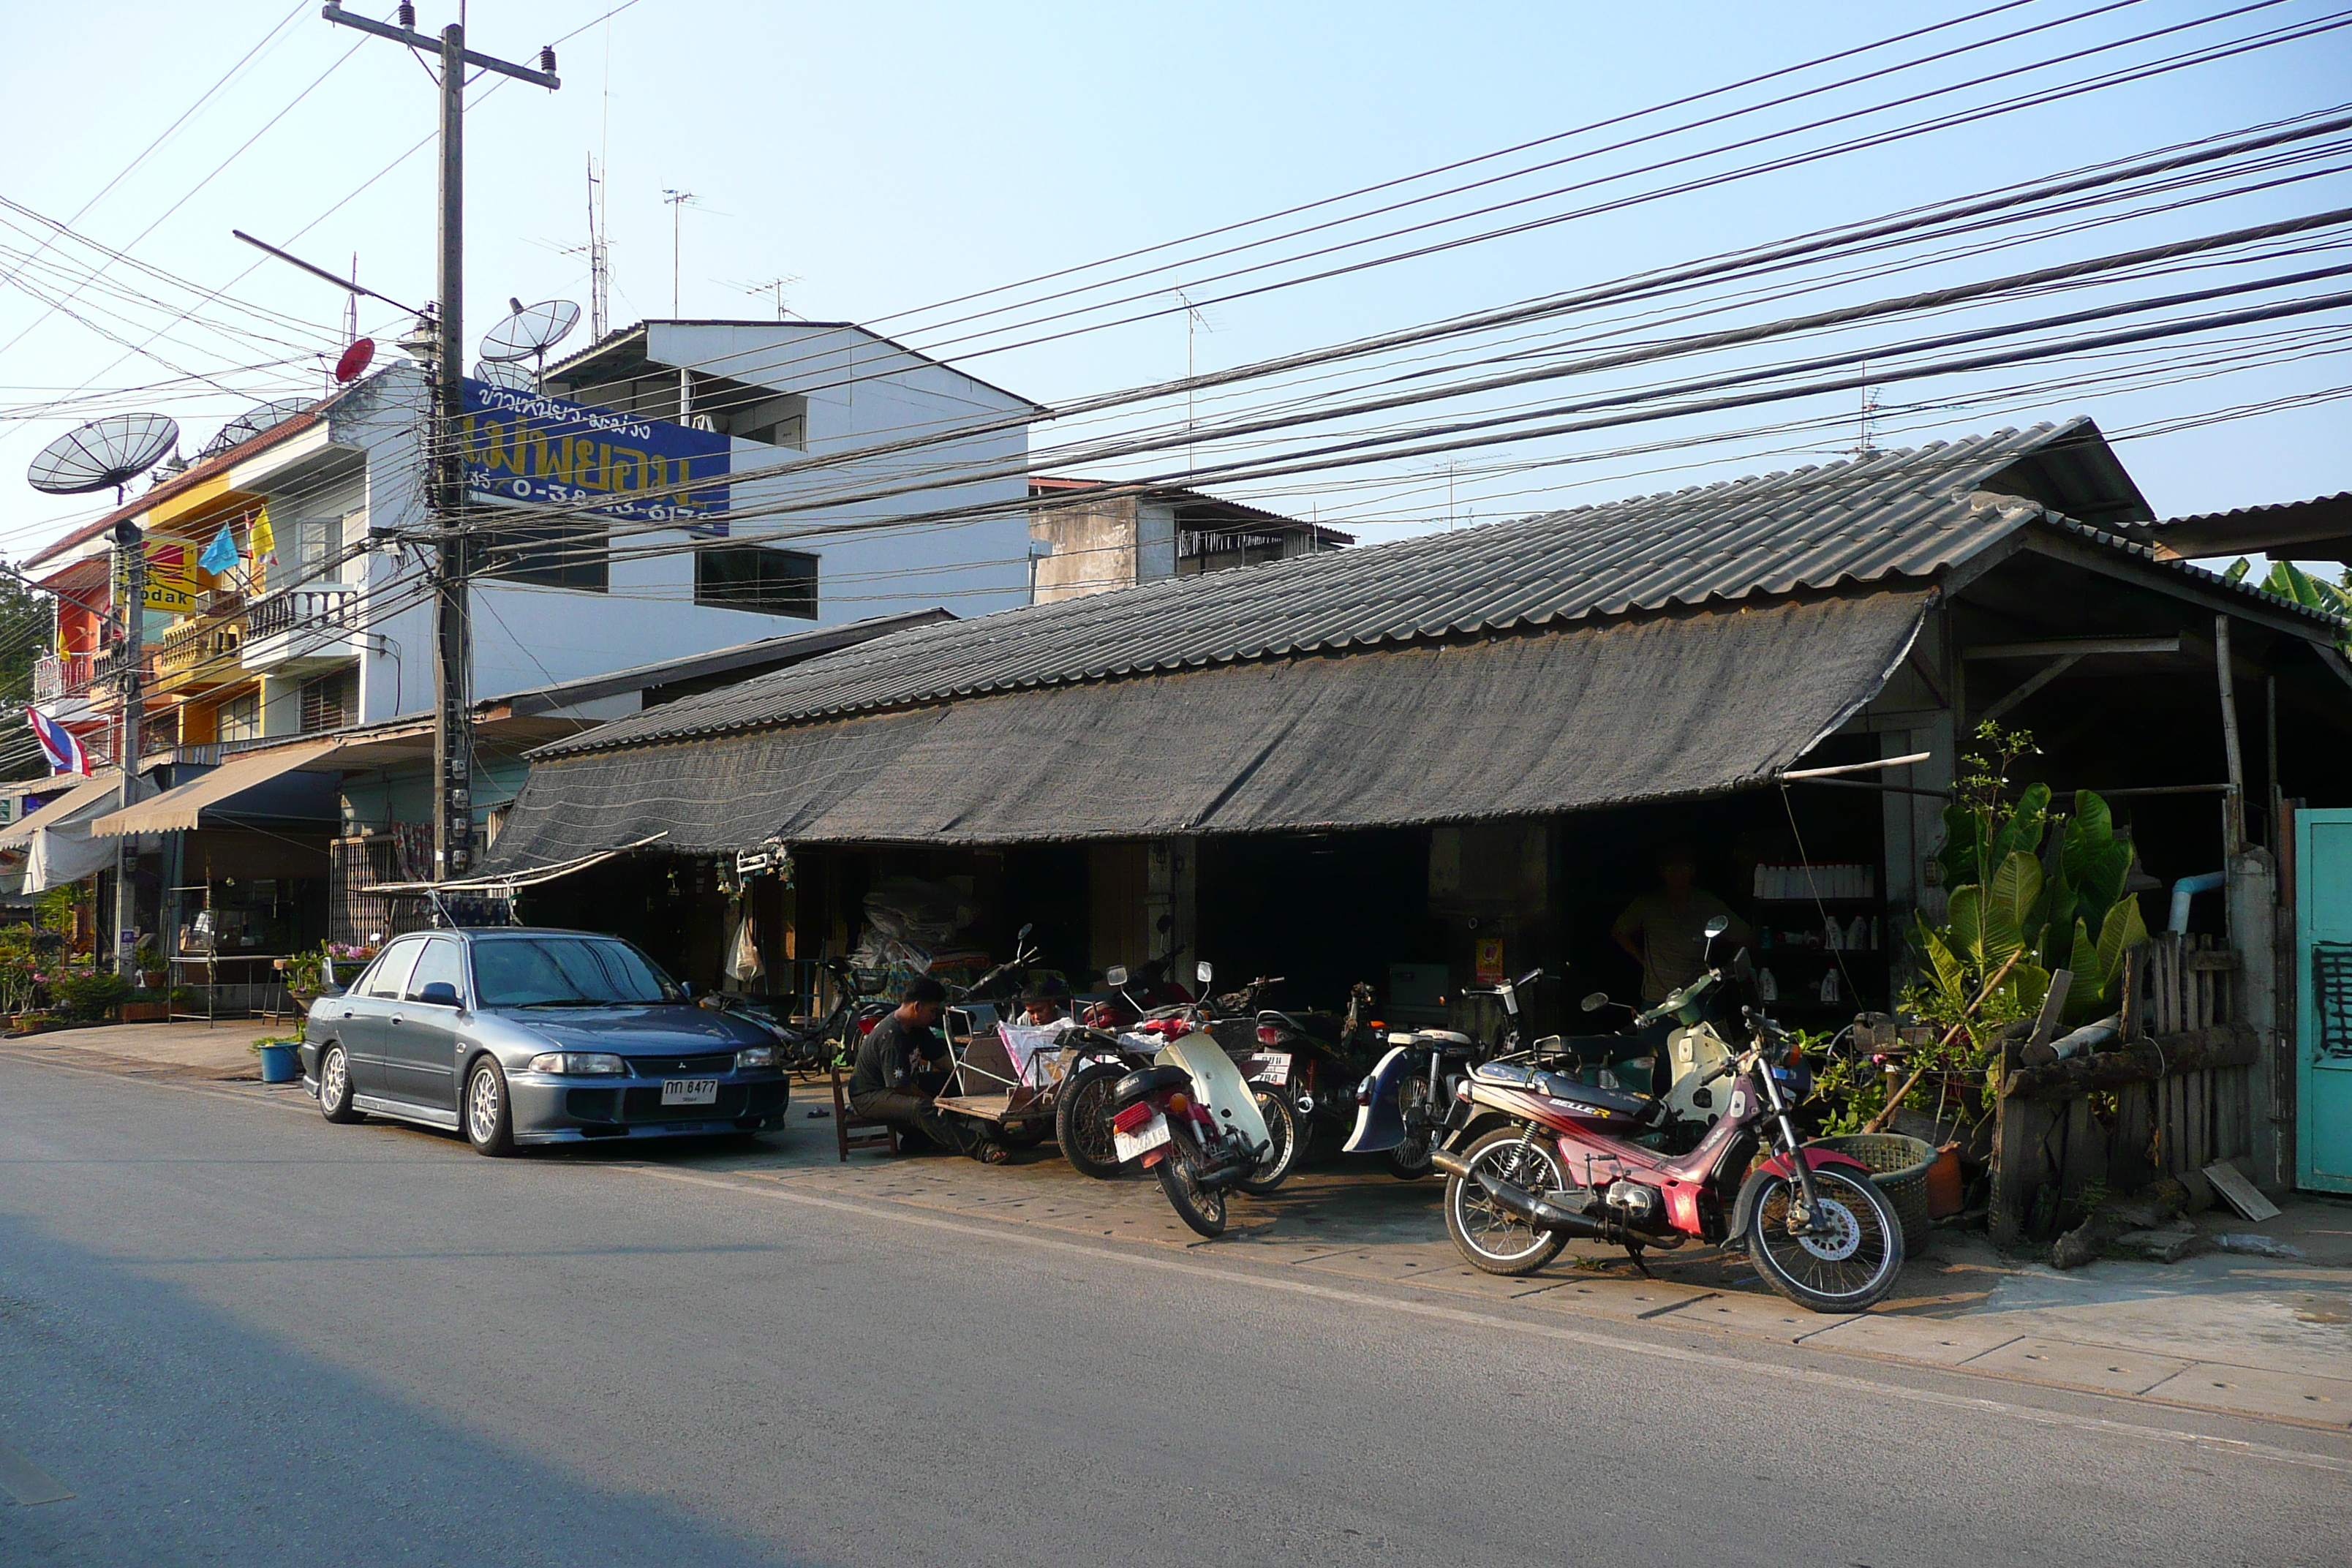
1623 1243 1651 1279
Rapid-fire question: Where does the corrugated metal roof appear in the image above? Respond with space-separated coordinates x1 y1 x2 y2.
2142 491 2352 562
533 418 2332 760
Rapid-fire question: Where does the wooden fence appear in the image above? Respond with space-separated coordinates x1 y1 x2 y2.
1990 932 2257 1243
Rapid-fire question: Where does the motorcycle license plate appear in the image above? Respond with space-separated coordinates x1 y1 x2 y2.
660 1077 719 1106
1250 1052 1292 1085
1112 1112 1172 1162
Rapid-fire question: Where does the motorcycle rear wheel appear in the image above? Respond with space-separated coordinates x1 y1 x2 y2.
1156 1136 1229 1238
1443 1127 1569 1276
1385 1135 1434 1180
1055 1063 1127 1180
1744 1166 1905 1312
1236 1090 1302 1196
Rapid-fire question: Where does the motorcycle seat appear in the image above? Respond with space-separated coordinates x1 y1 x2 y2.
1412 1029 1474 1046
1473 1060 1656 1120
1111 1064 1190 1109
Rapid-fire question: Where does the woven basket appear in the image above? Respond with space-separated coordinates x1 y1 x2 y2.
1811 1133 1936 1252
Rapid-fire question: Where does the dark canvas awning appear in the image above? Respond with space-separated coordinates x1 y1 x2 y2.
487 590 1930 868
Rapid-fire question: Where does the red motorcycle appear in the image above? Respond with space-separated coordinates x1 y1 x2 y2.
1430 920 1904 1313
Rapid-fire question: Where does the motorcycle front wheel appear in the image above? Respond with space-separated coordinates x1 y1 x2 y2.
1385 1134 1434 1180
1055 1063 1127 1180
1443 1127 1569 1276
1156 1131 1229 1238
1236 1090 1303 1196
1744 1166 1905 1312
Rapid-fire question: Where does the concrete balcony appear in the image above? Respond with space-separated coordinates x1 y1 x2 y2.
244 584 360 675
153 617 245 696
32 652 94 703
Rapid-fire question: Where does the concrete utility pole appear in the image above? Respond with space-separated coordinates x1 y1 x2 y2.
322 4 557 881
110 520 143 976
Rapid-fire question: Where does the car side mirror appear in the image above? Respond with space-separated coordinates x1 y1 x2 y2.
679 981 696 1000
418 981 461 1008
1581 991 1609 1013
1105 965 1129 987
1196 960 1213 986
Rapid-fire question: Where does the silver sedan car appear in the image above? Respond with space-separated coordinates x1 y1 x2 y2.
299 927 790 1155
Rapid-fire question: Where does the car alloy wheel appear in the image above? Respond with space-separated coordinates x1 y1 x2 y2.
464 1058 515 1156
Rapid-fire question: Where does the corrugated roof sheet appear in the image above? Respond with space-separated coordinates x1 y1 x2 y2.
534 418 2333 760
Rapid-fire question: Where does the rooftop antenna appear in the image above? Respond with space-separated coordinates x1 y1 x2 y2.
1175 284 1211 476
200 398 309 460
28 413 180 504
480 298 581 387
1852 362 1880 457
584 154 611 341
472 358 532 391
739 274 802 321
661 189 697 316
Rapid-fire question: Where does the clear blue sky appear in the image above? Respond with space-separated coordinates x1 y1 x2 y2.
1 1 2345 562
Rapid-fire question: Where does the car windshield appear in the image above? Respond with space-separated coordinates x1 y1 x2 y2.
471 938 679 1009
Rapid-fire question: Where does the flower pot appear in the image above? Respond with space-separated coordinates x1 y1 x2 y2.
141 970 167 990
119 1001 170 1023
1925 1143 1967 1219
257 1043 301 1084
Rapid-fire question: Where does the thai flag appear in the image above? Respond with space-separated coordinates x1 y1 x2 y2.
28 707 91 777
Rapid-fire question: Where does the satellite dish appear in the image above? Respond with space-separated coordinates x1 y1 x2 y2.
200 398 310 459
28 413 179 497
333 337 376 383
472 359 534 391
480 298 580 363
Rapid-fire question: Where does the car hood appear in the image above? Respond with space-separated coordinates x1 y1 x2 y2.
495 1005 766 1052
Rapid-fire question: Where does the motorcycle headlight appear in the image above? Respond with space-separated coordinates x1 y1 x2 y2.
736 1045 777 1070
527 1051 625 1075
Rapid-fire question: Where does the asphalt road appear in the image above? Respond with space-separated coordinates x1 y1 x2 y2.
4 1056 2348 1568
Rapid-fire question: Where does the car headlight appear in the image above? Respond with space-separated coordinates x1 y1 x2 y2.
736 1045 777 1070
527 1051 625 1075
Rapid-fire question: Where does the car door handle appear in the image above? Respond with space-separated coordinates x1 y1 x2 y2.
390 1014 404 1027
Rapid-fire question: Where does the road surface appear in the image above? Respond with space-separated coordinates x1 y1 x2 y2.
2 1055 2344 1567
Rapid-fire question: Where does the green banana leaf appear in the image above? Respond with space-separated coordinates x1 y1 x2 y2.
1982 850 2043 960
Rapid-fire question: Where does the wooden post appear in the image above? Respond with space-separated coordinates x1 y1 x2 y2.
2119 944 2143 1043
2216 614 2245 856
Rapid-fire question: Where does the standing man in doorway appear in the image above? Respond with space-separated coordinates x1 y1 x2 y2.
848 977 1010 1164
1611 842 1751 1006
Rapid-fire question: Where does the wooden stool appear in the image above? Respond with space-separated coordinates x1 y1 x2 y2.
832 1064 900 1161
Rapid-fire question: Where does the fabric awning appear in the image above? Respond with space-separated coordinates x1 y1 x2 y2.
0 771 122 848
10 772 128 892
87 739 346 837
486 591 1930 869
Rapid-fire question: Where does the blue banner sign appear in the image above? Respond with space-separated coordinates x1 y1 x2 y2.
461 380 730 532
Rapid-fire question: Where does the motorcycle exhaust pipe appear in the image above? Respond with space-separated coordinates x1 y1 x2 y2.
1429 1147 1471 1180
1462 1166 1686 1248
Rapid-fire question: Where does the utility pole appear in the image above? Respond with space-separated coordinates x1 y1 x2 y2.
109 520 143 976
323 4 557 881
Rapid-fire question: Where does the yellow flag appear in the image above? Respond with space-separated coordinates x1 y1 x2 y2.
249 505 277 568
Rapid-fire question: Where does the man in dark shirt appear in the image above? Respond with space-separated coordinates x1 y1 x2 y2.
848 977 1009 1164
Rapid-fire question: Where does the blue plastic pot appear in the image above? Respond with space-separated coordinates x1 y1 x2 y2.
257 1043 301 1084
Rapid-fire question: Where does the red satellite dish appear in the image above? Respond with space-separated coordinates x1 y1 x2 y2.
333 337 376 384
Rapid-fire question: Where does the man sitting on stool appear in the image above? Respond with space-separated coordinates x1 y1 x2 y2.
848 976 1009 1164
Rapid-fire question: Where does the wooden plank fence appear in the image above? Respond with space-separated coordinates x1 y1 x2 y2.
1990 932 2255 1243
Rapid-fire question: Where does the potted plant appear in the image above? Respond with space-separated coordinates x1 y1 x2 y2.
120 988 171 1023
252 1033 303 1084
50 967 133 1024
134 936 167 992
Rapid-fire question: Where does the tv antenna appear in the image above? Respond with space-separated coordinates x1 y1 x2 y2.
1175 284 1213 475
480 298 581 385
200 398 310 460
1851 363 1881 457
661 189 698 315
737 274 802 321
582 154 612 342
28 413 180 502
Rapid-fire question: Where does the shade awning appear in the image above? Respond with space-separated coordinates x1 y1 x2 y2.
88 739 347 837
0 771 123 848
486 591 1931 868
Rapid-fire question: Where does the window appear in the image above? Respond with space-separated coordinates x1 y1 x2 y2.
405 938 465 1005
478 519 608 591
216 690 260 743
299 668 357 733
361 938 424 998
470 937 678 1009
696 546 817 619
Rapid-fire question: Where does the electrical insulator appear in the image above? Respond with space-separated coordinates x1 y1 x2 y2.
540 45 557 75
397 3 415 28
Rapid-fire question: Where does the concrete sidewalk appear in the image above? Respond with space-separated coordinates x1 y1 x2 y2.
15 1044 2348 1431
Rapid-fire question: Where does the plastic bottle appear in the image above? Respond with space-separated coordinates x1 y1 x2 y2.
1757 967 1779 1001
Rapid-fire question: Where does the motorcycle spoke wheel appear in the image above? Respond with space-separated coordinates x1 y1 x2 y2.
1237 1090 1300 1196
1746 1169 1905 1312
1156 1133 1229 1238
1443 1128 1568 1277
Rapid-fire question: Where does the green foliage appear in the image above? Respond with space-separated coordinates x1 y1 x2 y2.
50 968 132 1022
0 563 55 783
2228 557 2352 652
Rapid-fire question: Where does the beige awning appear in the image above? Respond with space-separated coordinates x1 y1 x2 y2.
0 770 123 848
87 739 346 837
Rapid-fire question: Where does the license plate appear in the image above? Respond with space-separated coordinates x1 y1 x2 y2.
660 1077 719 1106
1251 1052 1292 1085
1112 1112 1172 1163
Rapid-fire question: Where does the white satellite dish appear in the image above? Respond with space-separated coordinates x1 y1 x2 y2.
200 397 311 459
480 298 581 364
472 358 534 391
28 413 180 499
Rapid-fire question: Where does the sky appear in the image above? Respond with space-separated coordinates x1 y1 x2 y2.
1 0 2347 568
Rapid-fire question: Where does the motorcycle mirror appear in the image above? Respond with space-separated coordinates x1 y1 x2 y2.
1105 965 1129 987
1703 915 1731 939
1156 913 1173 933
1580 990 1610 1013
1017 922 1034 941
1196 960 1214 985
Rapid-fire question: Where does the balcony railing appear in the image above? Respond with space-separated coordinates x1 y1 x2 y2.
93 644 159 687
157 617 244 684
248 584 358 641
31 652 94 702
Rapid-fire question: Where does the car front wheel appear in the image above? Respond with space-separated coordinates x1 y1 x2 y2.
317 1044 364 1124
464 1058 515 1156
